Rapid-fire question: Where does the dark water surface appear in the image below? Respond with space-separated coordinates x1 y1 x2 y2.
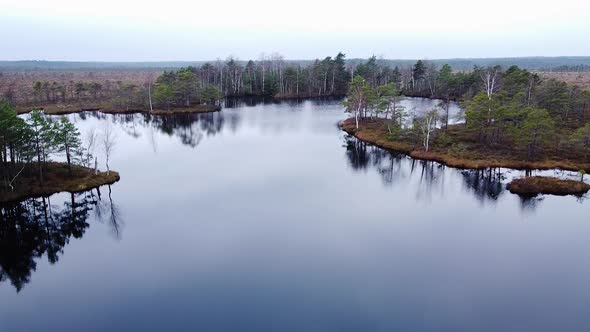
1 98 590 332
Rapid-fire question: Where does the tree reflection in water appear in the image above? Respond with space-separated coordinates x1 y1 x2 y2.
460 168 506 203
224 96 273 108
518 196 544 213
223 96 342 109
345 133 445 201
79 110 240 149
75 98 342 150
344 134 521 205
413 159 446 203
0 186 121 292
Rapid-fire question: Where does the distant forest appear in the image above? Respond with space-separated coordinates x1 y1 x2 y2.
2 56 590 72
1 54 590 110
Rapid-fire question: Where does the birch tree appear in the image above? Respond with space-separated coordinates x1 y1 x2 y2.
344 76 374 129
477 65 501 118
84 128 97 167
424 62 439 97
101 122 116 175
145 72 156 112
418 110 439 152
480 66 501 101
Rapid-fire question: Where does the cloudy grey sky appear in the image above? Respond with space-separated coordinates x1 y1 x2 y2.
2 0 589 61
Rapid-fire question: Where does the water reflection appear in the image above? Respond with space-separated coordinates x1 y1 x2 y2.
224 96 273 108
413 160 446 203
460 169 506 203
74 97 345 151
344 135 372 171
518 195 545 213
0 186 121 292
77 111 237 148
344 135 447 202
343 134 544 208
223 96 345 108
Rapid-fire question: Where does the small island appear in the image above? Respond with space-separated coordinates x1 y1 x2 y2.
507 176 590 196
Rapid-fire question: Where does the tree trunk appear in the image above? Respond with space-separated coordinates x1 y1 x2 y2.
35 136 43 184
65 144 72 176
148 82 153 112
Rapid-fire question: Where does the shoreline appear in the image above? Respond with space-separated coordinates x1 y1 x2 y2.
16 104 221 116
340 118 590 173
15 94 448 116
0 163 120 204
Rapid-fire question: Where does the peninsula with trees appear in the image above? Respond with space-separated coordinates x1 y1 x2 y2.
13 67 224 115
341 60 590 195
0 100 119 203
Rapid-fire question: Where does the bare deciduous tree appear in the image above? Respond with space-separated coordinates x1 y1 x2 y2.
84 128 98 167
101 122 116 175
424 62 439 97
145 72 156 112
8 165 26 191
419 110 439 152
480 66 501 101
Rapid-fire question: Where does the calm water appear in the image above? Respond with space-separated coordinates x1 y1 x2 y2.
1 98 590 332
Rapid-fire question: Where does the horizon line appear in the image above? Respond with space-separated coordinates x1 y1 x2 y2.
2 55 590 63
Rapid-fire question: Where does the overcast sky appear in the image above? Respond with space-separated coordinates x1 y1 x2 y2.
2 0 589 61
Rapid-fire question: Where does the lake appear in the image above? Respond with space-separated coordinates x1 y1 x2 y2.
1 98 590 332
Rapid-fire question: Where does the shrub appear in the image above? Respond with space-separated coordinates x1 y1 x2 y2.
434 132 453 148
449 143 469 158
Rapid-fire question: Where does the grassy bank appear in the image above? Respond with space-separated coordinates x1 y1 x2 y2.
507 176 590 196
1 163 120 203
340 118 590 173
16 103 220 116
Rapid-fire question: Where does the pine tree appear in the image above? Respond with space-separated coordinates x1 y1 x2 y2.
55 117 82 176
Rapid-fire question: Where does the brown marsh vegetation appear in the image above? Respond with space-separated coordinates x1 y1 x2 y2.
340 118 590 173
507 176 590 196
15 103 220 116
540 72 590 91
0 163 120 203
